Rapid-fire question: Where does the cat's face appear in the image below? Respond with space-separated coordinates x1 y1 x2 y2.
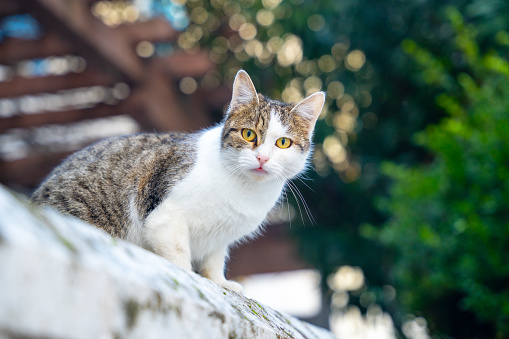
221 70 325 182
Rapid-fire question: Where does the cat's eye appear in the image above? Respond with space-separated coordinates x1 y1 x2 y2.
276 137 292 149
241 128 257 142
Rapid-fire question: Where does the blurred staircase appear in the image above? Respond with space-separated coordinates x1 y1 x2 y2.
0 0 228 189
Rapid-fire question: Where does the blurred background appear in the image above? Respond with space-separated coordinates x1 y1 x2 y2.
1 0 509 338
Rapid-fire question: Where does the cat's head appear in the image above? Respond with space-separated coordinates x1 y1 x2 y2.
221 70 325 182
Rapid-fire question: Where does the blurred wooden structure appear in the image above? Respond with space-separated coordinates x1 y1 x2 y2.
0 0 228 189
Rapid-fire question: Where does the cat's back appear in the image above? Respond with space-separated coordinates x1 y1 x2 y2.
32 132 198 236
49 132 193 173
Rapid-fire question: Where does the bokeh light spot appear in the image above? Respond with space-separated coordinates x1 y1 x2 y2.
307 14 325 32
179 77 198 94
346 50 366 71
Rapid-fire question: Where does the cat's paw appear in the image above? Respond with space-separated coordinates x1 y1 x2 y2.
219 280 244 294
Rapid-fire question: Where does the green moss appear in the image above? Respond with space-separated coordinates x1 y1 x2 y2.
56 234 77 253
124 293 185 330
194 286 208 302
231 304 248 320
248 304 258 315
274 310 292 325
248 300 269 321
164 277 180 290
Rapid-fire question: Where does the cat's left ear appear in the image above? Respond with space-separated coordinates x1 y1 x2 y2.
228 70 259 114
291 92 326 138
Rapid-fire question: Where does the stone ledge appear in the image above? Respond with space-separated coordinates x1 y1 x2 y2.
0 185 336 339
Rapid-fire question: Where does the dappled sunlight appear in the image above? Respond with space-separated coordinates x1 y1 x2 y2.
0 116 139 161
331 305 395 339
0 83 130 118
328 265 365 292
345 50 366 72
92 0 188 29
0 55 86 81
243 269 322 319
276 35 303 67
328 266 397 338
92 0 140 27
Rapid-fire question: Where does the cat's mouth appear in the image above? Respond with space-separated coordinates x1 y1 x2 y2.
251 166 268 175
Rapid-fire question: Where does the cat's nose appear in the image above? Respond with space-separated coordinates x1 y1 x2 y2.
257 154 269 166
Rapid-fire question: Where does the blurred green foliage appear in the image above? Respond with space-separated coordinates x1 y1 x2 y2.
373 8 509 337
176 0 509 337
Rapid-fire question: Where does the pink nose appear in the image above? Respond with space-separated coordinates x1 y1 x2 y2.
257 155 269 166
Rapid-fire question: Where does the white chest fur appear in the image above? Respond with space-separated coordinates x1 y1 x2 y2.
150 126 284 261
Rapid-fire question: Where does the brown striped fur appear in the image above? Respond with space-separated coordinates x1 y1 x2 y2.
32 132 198 237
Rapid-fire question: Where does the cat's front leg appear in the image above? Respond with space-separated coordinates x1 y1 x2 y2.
198 246 243 294
144 206 192 271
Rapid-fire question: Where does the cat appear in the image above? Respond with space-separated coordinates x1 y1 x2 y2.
31 70 325 293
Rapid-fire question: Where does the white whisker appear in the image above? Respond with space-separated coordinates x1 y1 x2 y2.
274 174 291 228
283 178 306 225
294 175 315 193
284 177 316 226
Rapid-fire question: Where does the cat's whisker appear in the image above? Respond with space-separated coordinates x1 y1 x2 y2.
278 175 305 226
283 177 316 226
270 165 305 227
292 180 316 226
226 164 245 182
297 173 312 181
294 175 316 193
276 176 290 216
282 190 293 229
227 166 242 179
296 170 315 182
273 174 293 228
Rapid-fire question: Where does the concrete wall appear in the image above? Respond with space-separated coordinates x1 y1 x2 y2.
0 185 336 339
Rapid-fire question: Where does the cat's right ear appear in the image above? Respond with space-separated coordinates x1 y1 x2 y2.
291 91 326 138
228 70 259 113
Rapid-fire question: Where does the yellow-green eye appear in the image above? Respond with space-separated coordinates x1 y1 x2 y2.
276 137 292 149
241 128 257 142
